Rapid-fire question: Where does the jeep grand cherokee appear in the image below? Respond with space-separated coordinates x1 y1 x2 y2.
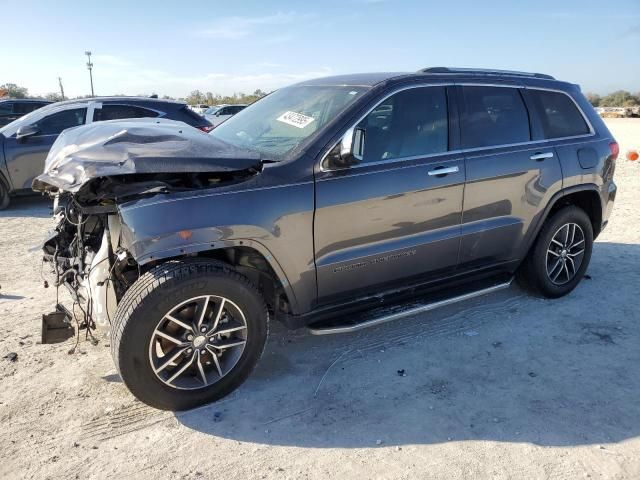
34 67 617 410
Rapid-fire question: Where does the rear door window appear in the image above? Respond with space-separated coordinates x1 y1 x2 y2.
528 90 590 139
32 108 87 135
14 102 45 114
93 104 160 121
0 102 13 115
357 86 449 163
460 86 530 148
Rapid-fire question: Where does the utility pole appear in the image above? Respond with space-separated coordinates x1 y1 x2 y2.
85 51 95 97
58 77 65 100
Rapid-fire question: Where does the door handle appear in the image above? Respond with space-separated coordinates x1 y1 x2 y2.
428 166 459 176
530 152 554 161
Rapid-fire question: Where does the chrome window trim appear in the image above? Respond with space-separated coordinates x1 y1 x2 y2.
318 82 596 173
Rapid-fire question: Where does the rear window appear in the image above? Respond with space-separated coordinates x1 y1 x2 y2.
14 102 47 114
94 104 160 121
528 90 590 139
178 106 209 126
460 86 530 148
0 102 13 115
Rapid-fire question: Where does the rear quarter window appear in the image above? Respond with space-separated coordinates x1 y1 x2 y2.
460 86 531 148
176 106 210 126
528 90 590 139
94 104 160 121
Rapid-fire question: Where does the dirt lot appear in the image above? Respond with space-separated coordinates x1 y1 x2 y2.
1 119 639 480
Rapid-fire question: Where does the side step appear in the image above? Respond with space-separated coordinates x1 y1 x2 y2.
308 279 513 335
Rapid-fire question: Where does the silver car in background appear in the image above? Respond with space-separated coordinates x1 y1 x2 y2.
204 104 247 127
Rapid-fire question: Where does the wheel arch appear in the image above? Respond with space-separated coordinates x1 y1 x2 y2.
521 184 603 262
134 240 299 316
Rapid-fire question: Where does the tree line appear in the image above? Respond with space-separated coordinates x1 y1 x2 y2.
2 82 639 108
585 91 639 108
0 83 268 105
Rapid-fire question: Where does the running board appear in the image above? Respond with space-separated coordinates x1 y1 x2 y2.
308 279 513 335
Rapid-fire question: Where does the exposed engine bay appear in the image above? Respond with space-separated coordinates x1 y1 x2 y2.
36 119 264 333
43 196 131 329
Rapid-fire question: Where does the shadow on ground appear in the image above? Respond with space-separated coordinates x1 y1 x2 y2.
0 195 51 218
173 241 640 449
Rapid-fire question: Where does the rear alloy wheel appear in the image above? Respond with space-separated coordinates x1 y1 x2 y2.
112 260 268 410
518 206 593 298
545 223 586 286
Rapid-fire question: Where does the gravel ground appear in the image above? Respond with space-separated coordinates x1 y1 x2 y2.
1 119 639 480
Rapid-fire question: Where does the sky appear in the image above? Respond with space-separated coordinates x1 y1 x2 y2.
1 0 639 98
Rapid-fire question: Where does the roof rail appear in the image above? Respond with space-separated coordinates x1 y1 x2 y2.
419 67 555 80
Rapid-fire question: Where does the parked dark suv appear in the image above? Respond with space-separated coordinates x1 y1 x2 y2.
0 97 212 208
35 68 617 410
0 99 51 127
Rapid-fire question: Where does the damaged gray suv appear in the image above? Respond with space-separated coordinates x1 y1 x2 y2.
35 68 618 410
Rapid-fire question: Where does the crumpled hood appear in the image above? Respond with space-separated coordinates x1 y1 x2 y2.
32 118 262 193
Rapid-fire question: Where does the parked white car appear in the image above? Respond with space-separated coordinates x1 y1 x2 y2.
189 104 210 115
204 104 247 127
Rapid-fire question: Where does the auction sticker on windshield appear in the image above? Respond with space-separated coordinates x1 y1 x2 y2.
276 111 315 129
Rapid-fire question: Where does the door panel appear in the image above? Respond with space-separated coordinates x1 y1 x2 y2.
315 156 465 303
459 145 561 267
4 134 58 190
314 85 464 304
3 107 87 191
456 84 563 268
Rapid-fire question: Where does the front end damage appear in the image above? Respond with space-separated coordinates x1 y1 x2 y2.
34 119 262 341
42 201 127 331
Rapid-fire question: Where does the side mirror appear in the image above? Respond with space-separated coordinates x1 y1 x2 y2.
16 125 39 142
323 127 365 170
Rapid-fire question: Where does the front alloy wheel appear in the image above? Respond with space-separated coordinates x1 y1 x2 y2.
150 295 248 390
112 260 268 410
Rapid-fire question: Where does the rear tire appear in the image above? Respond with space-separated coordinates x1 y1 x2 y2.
111 259 268 410
517 206 593 298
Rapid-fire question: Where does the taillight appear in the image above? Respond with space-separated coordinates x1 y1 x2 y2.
198 125 215 133
609 142 619 160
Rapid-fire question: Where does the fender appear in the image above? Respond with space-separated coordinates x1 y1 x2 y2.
519 183 604 260
0 136 12 193
116 179 317 315
127 232 300 314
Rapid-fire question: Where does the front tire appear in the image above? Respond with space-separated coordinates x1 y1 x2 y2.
111 259 268 410
518 206 594 298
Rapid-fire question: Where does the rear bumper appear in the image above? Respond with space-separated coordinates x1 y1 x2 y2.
601 180 617 232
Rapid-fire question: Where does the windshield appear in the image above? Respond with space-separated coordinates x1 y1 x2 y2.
210 85 368 161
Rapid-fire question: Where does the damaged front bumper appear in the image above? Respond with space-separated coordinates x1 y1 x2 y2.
42 200 124 334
